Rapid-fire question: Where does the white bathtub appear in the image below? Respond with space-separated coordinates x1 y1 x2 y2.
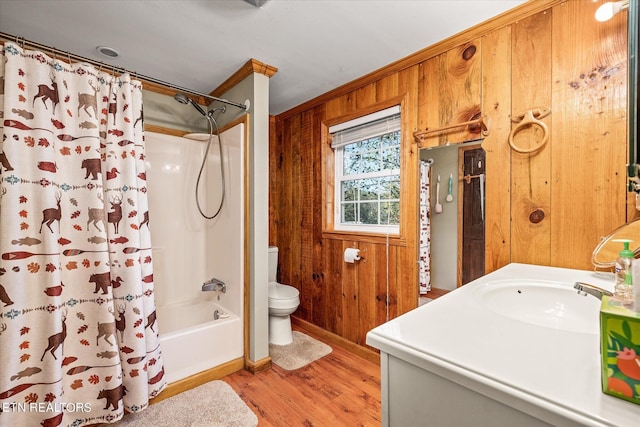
157 299 243 384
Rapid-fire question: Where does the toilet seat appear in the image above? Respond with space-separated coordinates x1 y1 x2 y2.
268 282 300 309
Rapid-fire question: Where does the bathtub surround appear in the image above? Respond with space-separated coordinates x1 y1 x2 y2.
269 331 332 370
143 59 275 371
0 43 165 426
106 380 257 427
145 125 245 385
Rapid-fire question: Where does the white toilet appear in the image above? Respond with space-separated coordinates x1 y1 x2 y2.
268 246 300 345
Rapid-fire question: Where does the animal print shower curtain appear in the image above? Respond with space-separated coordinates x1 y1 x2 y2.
0 42 165 426
419 160 431 294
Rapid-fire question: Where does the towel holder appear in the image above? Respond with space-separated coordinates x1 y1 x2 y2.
508 107 551 154
413 115 490 144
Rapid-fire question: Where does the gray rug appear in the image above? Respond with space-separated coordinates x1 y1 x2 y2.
109 380 257 427
270 331 332 370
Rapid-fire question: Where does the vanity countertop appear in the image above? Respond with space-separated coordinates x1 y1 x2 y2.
366 263 640 427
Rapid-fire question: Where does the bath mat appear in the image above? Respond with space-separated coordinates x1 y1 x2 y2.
108 380 257 427
270 331 332 370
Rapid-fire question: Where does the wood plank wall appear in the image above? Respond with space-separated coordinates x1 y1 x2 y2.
271 0 634 349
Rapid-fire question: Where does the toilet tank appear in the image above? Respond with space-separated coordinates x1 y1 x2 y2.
268 246 278 283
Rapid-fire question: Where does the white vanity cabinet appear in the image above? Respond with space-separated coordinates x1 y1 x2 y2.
366 264 640 427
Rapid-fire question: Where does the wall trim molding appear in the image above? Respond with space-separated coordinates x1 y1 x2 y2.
210 58 278 101
292 316 380 365
151 357 245 405
245 356 272 374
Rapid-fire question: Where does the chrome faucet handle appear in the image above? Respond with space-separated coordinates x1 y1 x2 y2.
574 282 613 300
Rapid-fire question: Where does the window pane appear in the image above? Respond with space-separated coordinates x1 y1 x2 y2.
344 141 359 154
359 178 378 200
359 202 379 224
360 151 380 173
360 137 378 152
380 176 400 199
341 180 357 201
382 147 400 170
381 132 399 148
343 153 360 175
342 202 356 223
381 201 399 225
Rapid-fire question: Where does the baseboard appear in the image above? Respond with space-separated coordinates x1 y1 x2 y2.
291 316 380 366
151 357 245 404
245 355 272 374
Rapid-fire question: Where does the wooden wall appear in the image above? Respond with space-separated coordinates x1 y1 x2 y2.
271 0 634 348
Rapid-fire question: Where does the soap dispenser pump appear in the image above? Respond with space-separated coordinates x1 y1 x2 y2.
613 239 634 304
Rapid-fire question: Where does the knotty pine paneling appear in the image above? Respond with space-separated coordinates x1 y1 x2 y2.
417 39 482 147
310 106 325 330
271 0 630 349
272 67 419 348
299 109 314 320
481 25 512 274
510 11 553 266
550 0 628 268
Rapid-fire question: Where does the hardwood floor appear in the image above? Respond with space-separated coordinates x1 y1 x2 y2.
419 286 450 306
223 326 381 426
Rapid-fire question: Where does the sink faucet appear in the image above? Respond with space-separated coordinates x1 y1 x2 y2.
202 278 226 293
574 282 613 300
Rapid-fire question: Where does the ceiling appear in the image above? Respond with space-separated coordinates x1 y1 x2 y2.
0 0 526 115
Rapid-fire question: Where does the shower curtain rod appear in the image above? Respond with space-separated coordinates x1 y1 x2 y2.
0 32 249 111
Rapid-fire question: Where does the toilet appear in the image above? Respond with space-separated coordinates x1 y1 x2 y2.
268 246 300 345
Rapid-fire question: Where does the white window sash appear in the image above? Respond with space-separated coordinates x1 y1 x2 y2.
333 113 401 234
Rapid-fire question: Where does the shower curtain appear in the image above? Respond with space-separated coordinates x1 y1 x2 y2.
419 160 432 294
0 43 165 426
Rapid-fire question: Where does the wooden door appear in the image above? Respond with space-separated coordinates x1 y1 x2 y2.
462 148 486 284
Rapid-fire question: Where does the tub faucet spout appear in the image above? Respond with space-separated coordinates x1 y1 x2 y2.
202 278 226 293
574 282 613 300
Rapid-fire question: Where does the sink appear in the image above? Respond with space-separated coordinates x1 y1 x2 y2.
472 279 601 334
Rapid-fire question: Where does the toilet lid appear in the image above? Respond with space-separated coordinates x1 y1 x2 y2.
268 282 299 300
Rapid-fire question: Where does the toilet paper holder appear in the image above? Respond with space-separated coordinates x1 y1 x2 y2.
344 247 366 263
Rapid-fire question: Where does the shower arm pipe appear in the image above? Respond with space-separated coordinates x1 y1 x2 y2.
172 88 248 111
0 32 249 111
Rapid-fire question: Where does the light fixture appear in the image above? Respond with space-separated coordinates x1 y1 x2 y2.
95 45 120 59
595 0 629 22
243 0 269 7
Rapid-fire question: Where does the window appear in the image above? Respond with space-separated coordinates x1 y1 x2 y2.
330 106 401 234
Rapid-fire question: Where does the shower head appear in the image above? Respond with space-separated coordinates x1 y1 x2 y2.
174 93 207 117
174 93 189 104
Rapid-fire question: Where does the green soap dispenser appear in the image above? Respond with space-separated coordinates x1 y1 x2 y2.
613 239 634 304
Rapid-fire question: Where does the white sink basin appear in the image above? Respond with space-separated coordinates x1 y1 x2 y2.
473 279 601 334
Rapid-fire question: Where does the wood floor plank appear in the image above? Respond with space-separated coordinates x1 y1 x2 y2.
223 327 381 426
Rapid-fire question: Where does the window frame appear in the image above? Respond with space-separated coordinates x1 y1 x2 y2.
328 105 402 236
333 131 401 235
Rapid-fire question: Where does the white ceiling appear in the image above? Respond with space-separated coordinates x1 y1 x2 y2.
0 0 526 115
